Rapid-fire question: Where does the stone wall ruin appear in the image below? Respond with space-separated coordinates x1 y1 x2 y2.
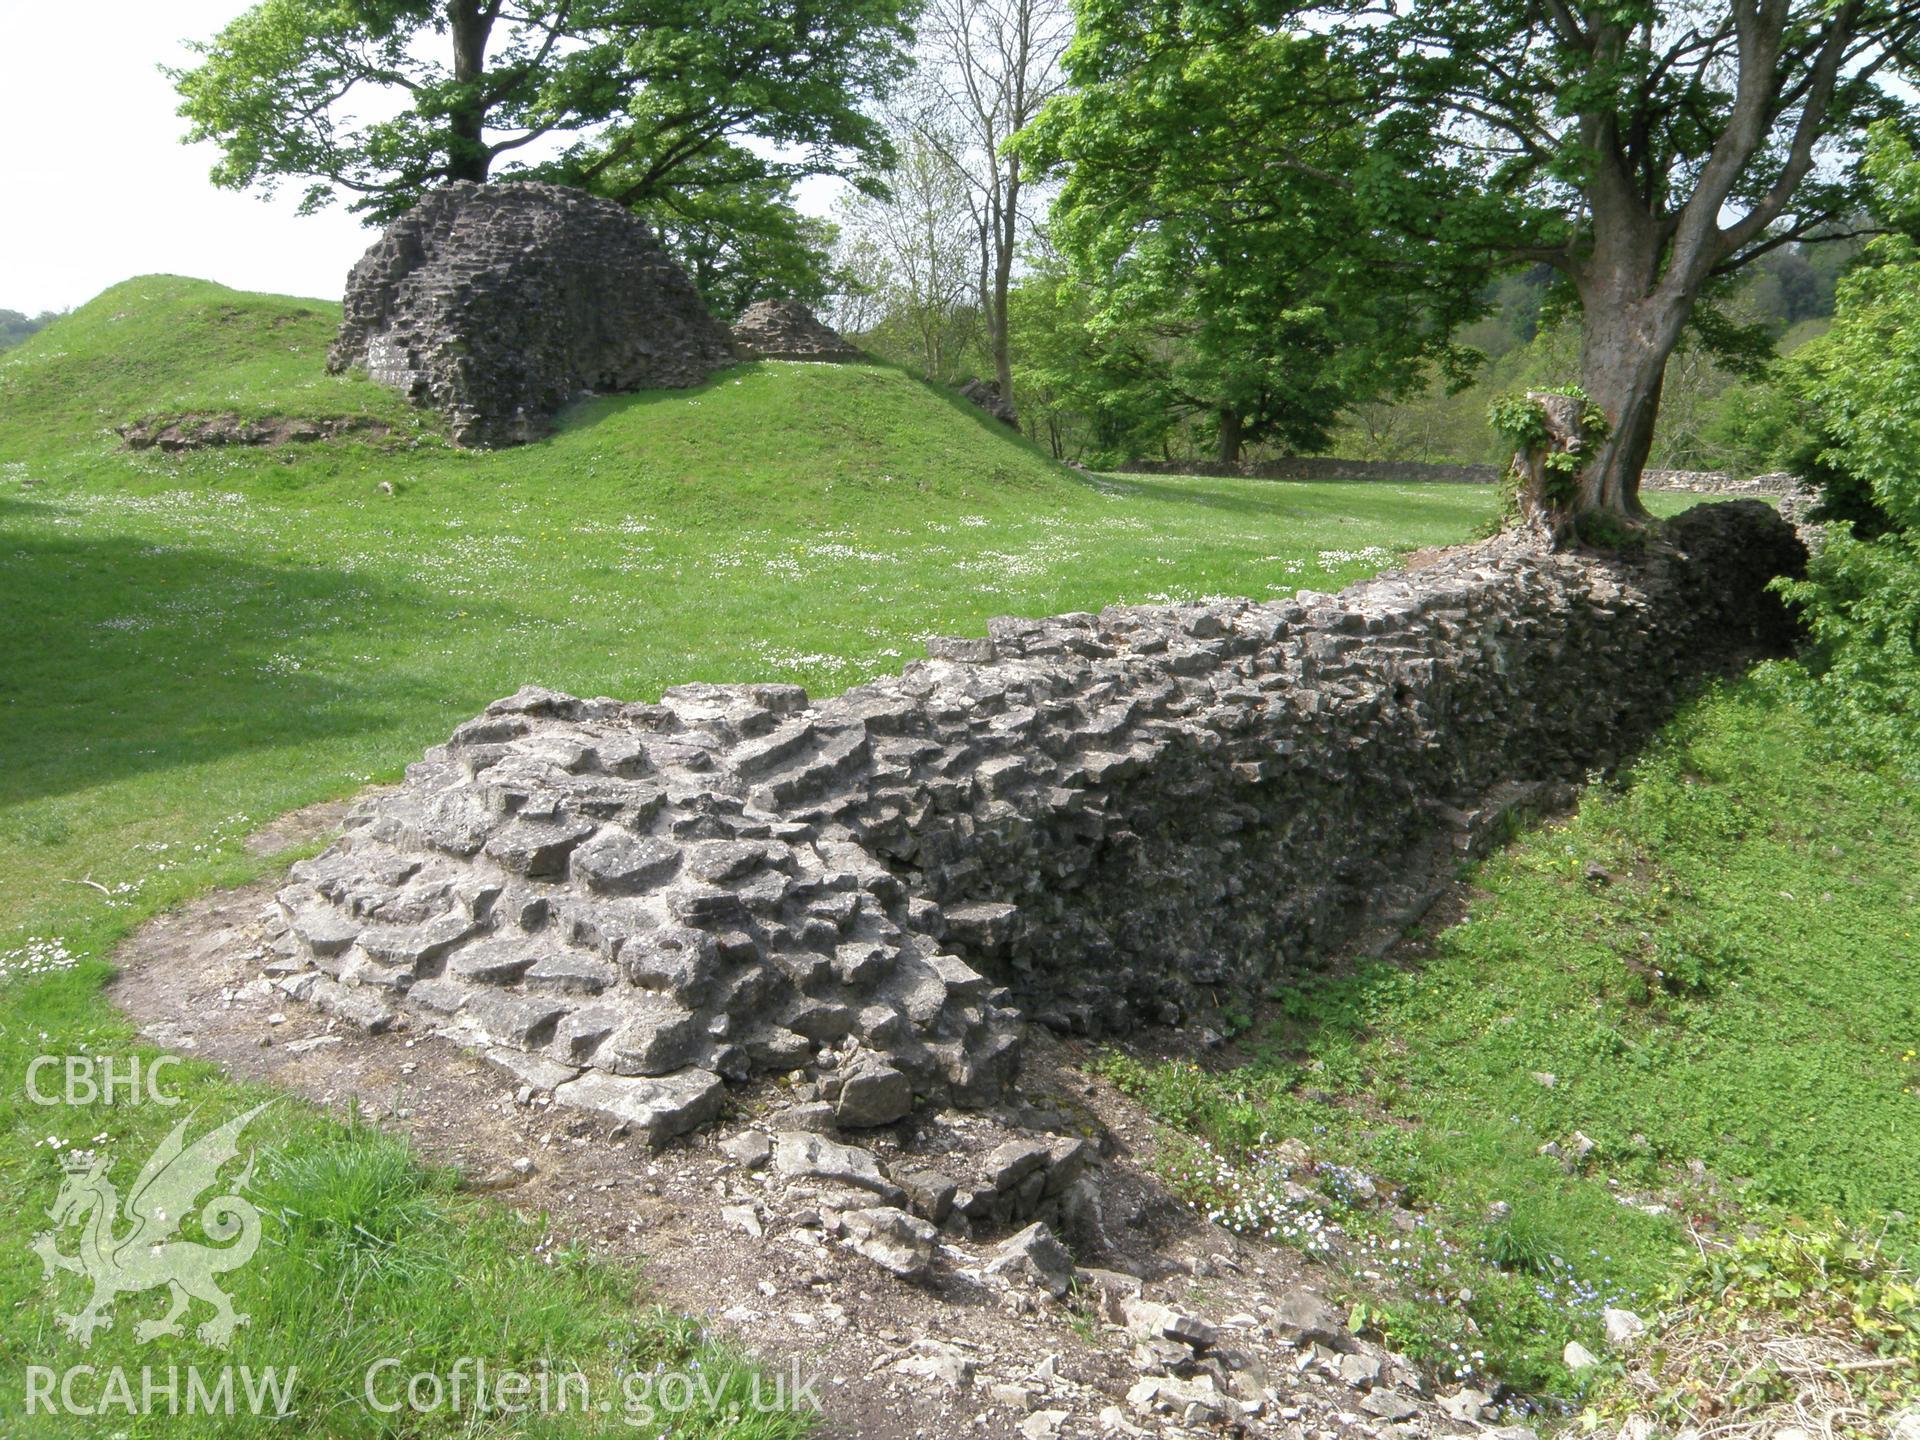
265 501 1803 1143
1114 457 1812 492
730 300 860 361
327 182 737 447
958 378 1019 427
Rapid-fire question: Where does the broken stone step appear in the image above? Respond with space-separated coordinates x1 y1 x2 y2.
550 1067 724 1145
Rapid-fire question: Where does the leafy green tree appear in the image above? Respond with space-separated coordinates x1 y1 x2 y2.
171 0 915 224
1699 366 1812 478
1773 127 1920 772
654 200 838 322
1190 0 1920 521
0 309 59 352
1456 270 1553 364
1021 18 1485 464
1008 263 1176 461
581 140 838 318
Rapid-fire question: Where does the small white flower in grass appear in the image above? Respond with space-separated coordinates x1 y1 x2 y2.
1316 546 1392 572
1 934 79 979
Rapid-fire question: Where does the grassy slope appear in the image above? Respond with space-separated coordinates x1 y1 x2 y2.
0 278 1502 1435
1103 675 1920 1400
0 276 420 457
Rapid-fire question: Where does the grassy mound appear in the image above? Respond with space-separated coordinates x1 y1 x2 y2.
0 275 1507 1432
0 278 420 461
0 274 1080 504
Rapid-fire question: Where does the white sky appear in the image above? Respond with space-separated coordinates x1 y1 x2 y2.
0 1 840 316
0 1 384 313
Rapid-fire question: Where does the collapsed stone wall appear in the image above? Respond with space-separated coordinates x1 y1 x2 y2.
730 300 860 361
958 378 1019 427
266 501 1802 1142
328 182 737 446
118 414 389 452
1643 470 1805 495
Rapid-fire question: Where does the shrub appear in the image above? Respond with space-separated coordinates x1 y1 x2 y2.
1775 532 1920 772
1771 125 1920 774
1584 1218 1920 1433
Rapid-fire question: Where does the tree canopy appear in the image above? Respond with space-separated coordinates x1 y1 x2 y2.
1021 10 1485 462
171 0 916 224
578 139 840 318
1256 0 1918 519
1017 0 1920 517
0 309 59 352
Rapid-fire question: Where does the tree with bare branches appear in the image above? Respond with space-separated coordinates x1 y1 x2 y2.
910 0 1075 414
831 123 985 379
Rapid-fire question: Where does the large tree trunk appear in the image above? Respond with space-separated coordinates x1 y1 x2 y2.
446 0 495 184
1216 408 1244 466
1511 274 1689 544
991 164 1020 410
1575 291 1687 521
975 209 992 379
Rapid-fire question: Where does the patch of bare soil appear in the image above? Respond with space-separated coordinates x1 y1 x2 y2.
1396 543 1483 574
242 793 384 858
110 800 1548 1440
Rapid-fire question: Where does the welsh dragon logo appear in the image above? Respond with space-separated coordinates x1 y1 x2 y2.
32 1102 272 1348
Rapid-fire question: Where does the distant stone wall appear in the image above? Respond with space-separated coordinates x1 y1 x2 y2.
1641 470 1804 495
1111 457 1803 494
1112 457 1501 484
328 182 737 447
266 502 1803 1140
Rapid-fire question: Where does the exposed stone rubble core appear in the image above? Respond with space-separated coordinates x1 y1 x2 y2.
114 884 1559 1438
117 413 391 452
266 501 1801 1142
729 299 861 361
327 181 737 447
958 378 1018 427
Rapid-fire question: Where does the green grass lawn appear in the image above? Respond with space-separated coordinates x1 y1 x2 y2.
0 277 1504 1435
